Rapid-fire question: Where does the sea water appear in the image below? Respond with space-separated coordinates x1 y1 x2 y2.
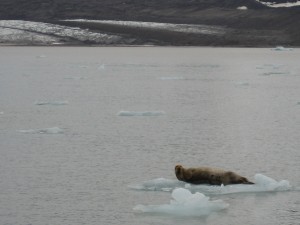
0 47 299 225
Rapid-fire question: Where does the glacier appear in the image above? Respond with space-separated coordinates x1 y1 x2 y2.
0 20 122 45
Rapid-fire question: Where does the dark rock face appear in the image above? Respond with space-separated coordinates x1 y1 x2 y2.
0 0 299 46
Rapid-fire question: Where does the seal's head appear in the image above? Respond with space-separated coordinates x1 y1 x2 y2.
175 165 185 181
175 165 183 175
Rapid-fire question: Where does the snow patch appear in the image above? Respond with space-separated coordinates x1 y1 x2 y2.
237 6 248 10
64 19 227 35
256 0 300 8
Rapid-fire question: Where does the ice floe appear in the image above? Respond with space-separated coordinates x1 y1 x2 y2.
117 111 165 116
34 101 69 106
272 46 294 51
18 127 64 134
64 19 227 35
0 20 122 45
133 188 228 217
129 174 291 194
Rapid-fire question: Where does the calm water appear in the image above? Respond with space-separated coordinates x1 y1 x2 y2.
0 47 299 225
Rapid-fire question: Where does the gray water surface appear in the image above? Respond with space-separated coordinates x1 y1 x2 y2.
0 47 299 225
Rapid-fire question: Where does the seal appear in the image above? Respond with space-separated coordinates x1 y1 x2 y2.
175 165 254 185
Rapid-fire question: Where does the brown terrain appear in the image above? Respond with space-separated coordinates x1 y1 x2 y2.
0 0 299 46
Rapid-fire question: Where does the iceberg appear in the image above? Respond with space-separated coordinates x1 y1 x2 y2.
130 174 291 194
133 188 228 217
117 111 165 117
18 127 64 134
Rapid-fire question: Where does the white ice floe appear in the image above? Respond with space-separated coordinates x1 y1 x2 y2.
18 127 64 134
129 174 291 194
34 101 69 106
0 20 122 44
117 111 165 116
64 19 227 35
256 0 300 8
133 188 228 217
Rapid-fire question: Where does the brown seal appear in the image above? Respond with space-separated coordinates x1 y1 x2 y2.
175 165 254 185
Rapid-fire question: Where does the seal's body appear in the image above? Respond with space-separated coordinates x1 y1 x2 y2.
175 165 254 185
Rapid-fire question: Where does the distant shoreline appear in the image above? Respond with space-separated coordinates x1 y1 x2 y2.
1 19 299 47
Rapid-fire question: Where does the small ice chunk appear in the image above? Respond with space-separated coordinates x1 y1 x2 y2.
254 174 291 191
159 77 185 80
117 111 165 116
133 188 228 217
36 55 47 58
98 64 105 70
272 46 293 51
18 127 64 134
34 101 69 106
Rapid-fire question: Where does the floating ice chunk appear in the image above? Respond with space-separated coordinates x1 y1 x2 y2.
130 174 291 194
36 55 47 58
64 76 86 80
253 174 291 191
18 127 64 134
133 188 228 217
272 46 293 51
34 101 69 106
98 64 105 70
235 81 250 87
159 76 185 80
117 111 165 116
